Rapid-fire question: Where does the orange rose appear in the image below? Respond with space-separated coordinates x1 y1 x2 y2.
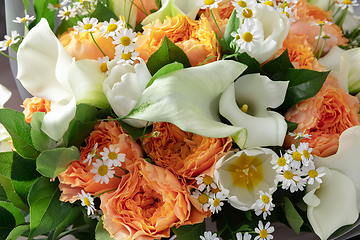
100 158 192 240
135 15 220 66
285 76 360 157
59 27 115 60
58 120 143 203
22 97 51 123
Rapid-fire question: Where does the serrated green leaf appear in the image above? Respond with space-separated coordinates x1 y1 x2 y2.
91 1 119 22
95 219 113 240
146 35 191 75
235 52 265 75
28 177 72 239
29 0 57 30
0 206 16 240
5 224 29 240
172 222 206 240
146 62 184 89
262 49 294 77
0 201 25 226
273 69 329 109
0 109 39 159
284 197 304 235
30 112 57 152
36 146 79 179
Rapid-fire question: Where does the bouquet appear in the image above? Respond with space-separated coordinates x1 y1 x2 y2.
1 0 360 239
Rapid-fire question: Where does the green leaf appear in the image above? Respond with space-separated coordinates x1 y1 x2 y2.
5 224 29 240
0 206 16 240
117 120 152 142
55 17 78 36
30 112 57 152
284 197 304 235
0 175 28 212
91 1 119 22
146 35 191 75
95 219 113 240
22 0 30 12
286 120 298 133
28 177 72 239
273 69 329 109
29 0 57 31
0 152 13 179
172 222 206 240
0 184 7 202
262 49 294 77
36 146 80 179
52 207 83 240
0 109 39 159
0 201 25 226
235 52 265 75
145 62 184 88
224 9 239 46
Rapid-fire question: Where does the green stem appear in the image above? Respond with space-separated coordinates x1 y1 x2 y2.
90 32 107 56
328 1 335 10
139 0 148 16
127 0 134 29
128 0 148 16
199 55 217 66
317 37 328 59
114 174 122 178
141 121 150 150
0 51 17 60
118 166 129 174
210 9 228 46
314 25 323 57
94 188 117 198
335 6 348 29
123 0 127 27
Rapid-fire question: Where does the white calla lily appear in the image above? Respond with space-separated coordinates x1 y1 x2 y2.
220 73 288 148
141 0 200 25
0 84 12 152
17 18 109 141
103 59 152 128
338 48 360 94
214 148 278 210
318 46 346 73
125 60 248 147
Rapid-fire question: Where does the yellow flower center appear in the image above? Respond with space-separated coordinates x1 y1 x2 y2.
260 229 268 238
292 151 302 161
343 0 352 4
261 206 266 212
122 52 132 60
238 0 247 7
303 150 310 159
264 1 274 7
235 35 240 40
121 36 131 46
64 11 71 16
242 8 253 18
262 195 270 204
98 165 108 176
6 39 12 47
277 157 286 166
308 169 318 178
198 194 209 204
317 20 325 25
282 11 290 18
107 23 118 32
100 63 108 72
83 197 91 206
90 149 96 155
242 32 253 42
240 104 249 113
280 2 289 8
213 198 221 207
284 170 293 180
84 23 93 30
204 0 216 5
54 3 60 7
108 152 118 160
203 175 213 185
211 186 221 194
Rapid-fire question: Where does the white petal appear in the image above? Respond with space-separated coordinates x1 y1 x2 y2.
338 48 360 94
319 46 346 73
0 84 11 108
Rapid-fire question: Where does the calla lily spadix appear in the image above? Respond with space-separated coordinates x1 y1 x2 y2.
219 73 289 148
125 60 248 148
303 126 360 240
17 18 109 141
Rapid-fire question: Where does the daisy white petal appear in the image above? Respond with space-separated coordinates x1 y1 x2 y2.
90 159 115 184
77 190 96 215
197 0 222 9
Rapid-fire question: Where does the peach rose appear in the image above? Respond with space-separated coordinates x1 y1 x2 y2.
59 27 115 60
143 122 232 182
22 97 51 123
100 158 192 240
285 76 360 157
58 120 143 202
135 15 220 66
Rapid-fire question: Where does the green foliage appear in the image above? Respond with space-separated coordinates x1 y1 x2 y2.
0 174 28 212
55 18 78 36
286 120 298 133
0 206 17 240
95 219 114 240
0 202 25 226
235 53 265 76
50 207 83 240
91 1 119 22
30 112 57 152
116 120 152 142
5 224 29 240
171 222 206 240
29 0 58 30
224 9 239 47
145 62 184 88
284 197 304 235
262 49 294 76
146 35 191 75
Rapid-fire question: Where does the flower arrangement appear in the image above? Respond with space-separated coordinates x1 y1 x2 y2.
0 0 360 240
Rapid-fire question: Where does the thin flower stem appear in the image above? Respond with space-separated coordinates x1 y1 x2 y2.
314 25 323 57
328 1 335 10
139 0 148 16
127 1 134 29
94 188 117 198
118 166 129 174
210 9 228 47
317 37 327 59
94 154 102 160
128 0 148 16
0 51 17 60
114 174 122 178
90 32 107 56
199 55 217 66
123 0 127 27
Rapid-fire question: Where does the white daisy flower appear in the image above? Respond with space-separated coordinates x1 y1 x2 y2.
310 20 332 26
48 3 63 11
276 169 303 192
196 174 217 192
336 0 359 9
83 142 98 166
253 191 275 212
303 166 326 185
287 143 313 169
77 190 96 215
97 56 110 74
253 201 274 220
115 50 140 65
254 221 275 240
288 131 312 139
277 5 295 22
90 159 115 184
88 209 102 220
315 31 337 42
197 0 223 9
112 28 138 54
234 20 262 52
270 152 290 172
100 18 124 38
74 17 98 33
57 5 77 20
13 15 35 24
200 231 220 240
232 0 257 12
236 7 258 23
191 190 211 212
99 145 126 167
259 0 276 8
0 31 20 51
236 232 252 240
209 192 226 214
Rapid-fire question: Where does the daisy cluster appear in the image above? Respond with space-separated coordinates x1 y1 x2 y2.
48 0 97 20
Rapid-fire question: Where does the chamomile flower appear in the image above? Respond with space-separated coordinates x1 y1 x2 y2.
254 221 275 240
234 21 262 52
287 143 313 169
100 145 126 167
260 0 276 8
100 18 123 38
77 190 96 215
116 50 140 65
303 166 326 185
209 192 226 214
277 6 295 22
57 5 77 20
200 231 220 240
336 0 359 9
196 174 217 192
13 15 35 24
90 159 115 184
310 20 332 26
315 31 337 42
48 3 63 11
236 232 252 240
232 0 257 12
253 201 274 220
88 209 102 220
288 131 312 139
83 142 98 166
191 190 211 212
0 31 20 51
253 191 275 212
271 152 289 172
236 7 258 23
113 28 138 54
74 17 98 33
197 0 223 9
97 56 110 75
276 169 302 192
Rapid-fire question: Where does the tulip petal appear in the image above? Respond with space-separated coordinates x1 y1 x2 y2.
338 48 360 94
17 18 73 102
303 167 358 240
126 60 248 145
220 74 288 148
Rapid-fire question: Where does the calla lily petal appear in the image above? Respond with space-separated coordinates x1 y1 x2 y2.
319 46 346 73
338 48 360 94
220 74 288 148
0 84 11 144
126 60 248 146
303 167 358 240
0 84 11 109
